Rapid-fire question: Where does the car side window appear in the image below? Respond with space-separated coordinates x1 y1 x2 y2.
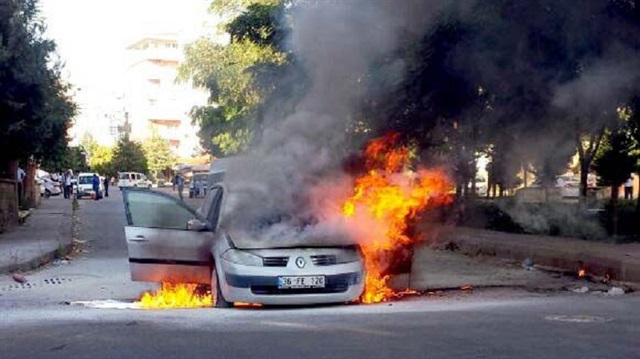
126 191 197 230
200 186 223 229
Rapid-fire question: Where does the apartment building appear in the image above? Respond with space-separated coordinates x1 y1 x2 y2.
122 34 207 157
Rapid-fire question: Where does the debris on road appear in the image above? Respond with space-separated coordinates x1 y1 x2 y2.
11 273 27 283
460 284 473 291
607 287 625 296
521 258 535 271
572 286 589 294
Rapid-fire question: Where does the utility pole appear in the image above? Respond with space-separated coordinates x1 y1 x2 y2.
118 111 132 140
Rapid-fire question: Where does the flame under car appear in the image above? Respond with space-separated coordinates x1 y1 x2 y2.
122 187 364 308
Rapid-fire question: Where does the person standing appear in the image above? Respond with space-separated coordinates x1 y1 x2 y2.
624 176 634 200
64 170 73 199
177 173 185 200
16 166 26 207
92 174 100 200
103 176 110 197
61 171 68 199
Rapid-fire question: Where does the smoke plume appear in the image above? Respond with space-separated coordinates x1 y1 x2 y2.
223 1 449 247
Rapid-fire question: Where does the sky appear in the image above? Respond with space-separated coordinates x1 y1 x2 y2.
38 0 213 143
40 0 211 91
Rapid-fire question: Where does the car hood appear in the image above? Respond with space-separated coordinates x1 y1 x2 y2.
225 228 357 249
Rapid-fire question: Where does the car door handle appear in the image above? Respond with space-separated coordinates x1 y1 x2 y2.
130 235 148 242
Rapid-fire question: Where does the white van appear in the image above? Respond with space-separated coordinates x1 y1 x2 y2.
118 172 152 189
77 173 105 199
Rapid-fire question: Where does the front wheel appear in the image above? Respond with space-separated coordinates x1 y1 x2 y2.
211 268 232 308
44 189 51 198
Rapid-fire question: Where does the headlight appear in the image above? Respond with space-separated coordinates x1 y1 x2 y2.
221 249 263 266
335 248 362 264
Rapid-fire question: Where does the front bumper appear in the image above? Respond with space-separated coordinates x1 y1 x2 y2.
218 258 365 305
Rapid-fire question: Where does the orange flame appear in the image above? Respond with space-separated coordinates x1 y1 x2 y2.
341 134 452 303
578 269 586 278
234 302 263 308
137 282 212 309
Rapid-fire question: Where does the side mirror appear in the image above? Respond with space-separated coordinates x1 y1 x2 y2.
187 219 208 231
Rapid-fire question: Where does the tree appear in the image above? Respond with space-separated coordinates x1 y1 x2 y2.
0 0 76 208
110 137 148 175
40 146 88 173
142 132 176 180
77 132 114 176
179 0 301 156
593 123 638 235
90 145 114 177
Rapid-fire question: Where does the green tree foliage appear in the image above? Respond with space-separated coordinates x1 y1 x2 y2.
40 146 88 173
0 0 76 175
89 146 114 176
593 129 637 196
77 133 113 175
179 0 302 156
110 137 148 175
142 132 176 180
65 147 89 173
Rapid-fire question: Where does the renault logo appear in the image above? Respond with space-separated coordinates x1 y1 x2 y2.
295 257 306 268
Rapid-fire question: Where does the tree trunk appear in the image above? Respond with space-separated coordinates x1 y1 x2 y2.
579 163 589 199
610 184 619 236
636 172 640 237
23 160 37 209
523 167 528 187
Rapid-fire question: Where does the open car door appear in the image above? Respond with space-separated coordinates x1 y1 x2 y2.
122 189 221 285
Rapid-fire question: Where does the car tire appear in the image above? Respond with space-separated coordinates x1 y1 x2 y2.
211 268 232 308
44 189 51 198
148 184 152 189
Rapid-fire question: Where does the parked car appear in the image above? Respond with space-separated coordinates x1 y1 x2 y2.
118 172 152 190
530 176 580 198
38 178 62 198
122 187 365 307
76 173 104 199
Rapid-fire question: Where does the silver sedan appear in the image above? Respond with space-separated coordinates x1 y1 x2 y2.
122 187 365 307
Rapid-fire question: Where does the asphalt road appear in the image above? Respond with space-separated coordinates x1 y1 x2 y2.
0 191 638 359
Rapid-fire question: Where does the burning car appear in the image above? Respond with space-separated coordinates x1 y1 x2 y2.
122 186 365 308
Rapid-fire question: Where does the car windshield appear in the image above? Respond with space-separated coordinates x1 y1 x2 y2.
119 173 130 179
78 176 93 184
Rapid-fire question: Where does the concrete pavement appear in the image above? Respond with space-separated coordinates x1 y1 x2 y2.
422 225 640 285
0 195 75 274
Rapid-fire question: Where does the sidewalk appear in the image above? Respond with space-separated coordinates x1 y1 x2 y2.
420 225 640 284
0 196 74 274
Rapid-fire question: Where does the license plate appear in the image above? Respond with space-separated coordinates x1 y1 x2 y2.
278 276 325 289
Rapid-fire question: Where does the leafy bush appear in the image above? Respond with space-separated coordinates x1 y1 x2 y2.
600 200 639 241
455 199 610 240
